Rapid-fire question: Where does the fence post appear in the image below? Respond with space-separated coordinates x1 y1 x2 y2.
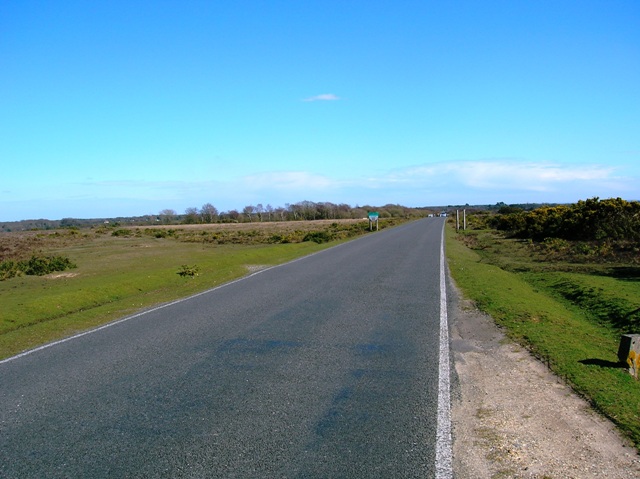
618 334 640 378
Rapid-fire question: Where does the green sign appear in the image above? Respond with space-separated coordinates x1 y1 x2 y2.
368 212 379 220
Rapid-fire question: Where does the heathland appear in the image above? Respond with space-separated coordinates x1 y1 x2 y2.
2 197 639 448
0 216 412 359
447 197 640 448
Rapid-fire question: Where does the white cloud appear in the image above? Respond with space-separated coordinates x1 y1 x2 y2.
455 161 613 188
365 159 636 205
8 159 636 221
241 171 338 191
223 160 635 207
383 160 618 189
302 93 341 102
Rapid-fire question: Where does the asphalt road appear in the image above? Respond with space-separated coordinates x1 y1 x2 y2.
1 218 448 478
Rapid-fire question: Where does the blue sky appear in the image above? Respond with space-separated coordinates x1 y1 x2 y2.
2 0 639 221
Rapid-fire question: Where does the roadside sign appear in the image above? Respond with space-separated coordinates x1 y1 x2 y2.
367 212 379 231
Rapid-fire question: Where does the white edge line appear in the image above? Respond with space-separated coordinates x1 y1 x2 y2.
435 221 453 478
0 242 345 366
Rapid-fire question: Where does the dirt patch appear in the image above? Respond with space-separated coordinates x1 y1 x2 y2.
245 264 270 273
47 272 79 279
450 288 640 478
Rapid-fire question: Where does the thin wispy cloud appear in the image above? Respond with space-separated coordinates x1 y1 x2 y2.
6 159 636 221
386 160 618 189
242 171 338 191
75 160 634 205
302 93 341 102
369 160 634 205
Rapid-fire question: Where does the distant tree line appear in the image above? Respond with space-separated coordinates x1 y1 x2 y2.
489 197 640 242
1 201 437 232
162 201 431 225
486 201 559 212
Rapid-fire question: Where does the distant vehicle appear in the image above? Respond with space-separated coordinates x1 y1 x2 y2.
440 212 447 217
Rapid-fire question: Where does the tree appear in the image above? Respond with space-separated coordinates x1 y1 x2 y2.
297 200 318 220
275 206 287 221
288 202 307 220
227 209 240 221
337 203 352 219
200 203 218 223
159 209 177 225
60 218 80 228
255 203 264 222
351 206 367 219
184 207 200 224
265 204 274 221
243 205 256 222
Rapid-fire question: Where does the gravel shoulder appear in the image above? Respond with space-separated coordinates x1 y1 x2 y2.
449 284 640 478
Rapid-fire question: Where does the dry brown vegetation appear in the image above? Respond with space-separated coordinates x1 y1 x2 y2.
0 216 414 358
0 218 399 263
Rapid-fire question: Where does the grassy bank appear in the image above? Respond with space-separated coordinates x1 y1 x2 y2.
445 222 640 447
0 238 330 360
1 219 404 360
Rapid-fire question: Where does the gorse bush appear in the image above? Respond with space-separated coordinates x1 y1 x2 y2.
0 260 20 281
21 255 77 276
141 228 179 239
111 229 133 237
0 254 77 280
177 264 199 277
303 231 334 243
491 197 640 242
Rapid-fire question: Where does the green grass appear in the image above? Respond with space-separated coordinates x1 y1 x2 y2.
0 234 334 359
446 223 640 448
0 218 411 359
6 217 639 447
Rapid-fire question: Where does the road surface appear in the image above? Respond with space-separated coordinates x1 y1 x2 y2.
1 218 450 478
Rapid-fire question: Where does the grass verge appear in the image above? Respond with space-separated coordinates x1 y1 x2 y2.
445 223 640 448
1 217 411 360
0 234 340 360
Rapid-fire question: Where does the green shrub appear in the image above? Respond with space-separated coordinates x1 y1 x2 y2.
541 237 570 253
0 260 21 280
269 234 284 243
177 264 199 277
303 231 334 243
493 197 640 242
20 255 77 276
111 229 132 237
0 255 77 280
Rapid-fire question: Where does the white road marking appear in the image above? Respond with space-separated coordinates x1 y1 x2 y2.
436 222 453 478
0 242 346 366
0 266 290 366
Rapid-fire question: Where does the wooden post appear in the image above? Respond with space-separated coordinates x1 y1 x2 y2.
463 209 467 230
456 210 459 231
618 334 640 378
